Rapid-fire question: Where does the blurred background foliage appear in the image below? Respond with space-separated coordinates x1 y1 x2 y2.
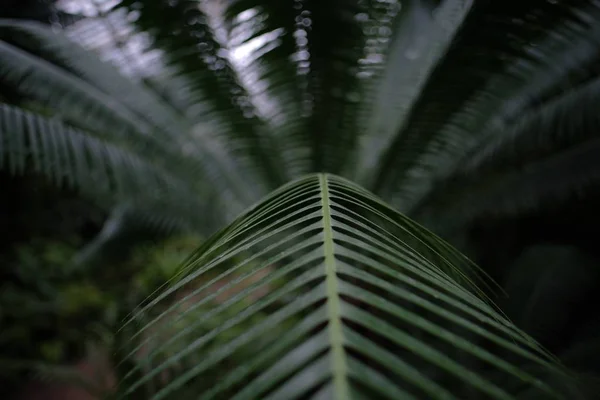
2 0 600 398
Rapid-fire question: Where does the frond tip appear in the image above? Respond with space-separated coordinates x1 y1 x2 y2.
116 174 579 399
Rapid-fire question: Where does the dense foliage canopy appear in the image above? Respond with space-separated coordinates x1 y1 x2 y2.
2 0 600 399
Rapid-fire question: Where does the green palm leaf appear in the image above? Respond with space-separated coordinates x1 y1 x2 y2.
0 18 198 142
0 103 204 224
413 73 600 230
0 19 264 226
115 0 287 188
370 0 600 212
115 174 578 399
352 0 470 184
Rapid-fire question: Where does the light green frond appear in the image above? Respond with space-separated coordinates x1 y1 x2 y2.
115 174 578 399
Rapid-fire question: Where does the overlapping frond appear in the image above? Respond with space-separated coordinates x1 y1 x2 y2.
222 0 310 178
115 174 579 399
222 0 399 176
370 0 600 212
10 0 598 235
0 19 263 221
0 19 195 141
0 38 161 145
0 103 205 225
352 0 469 183
412 74 600 229
301 0 380 174
116 0 287 189
5 1 600 396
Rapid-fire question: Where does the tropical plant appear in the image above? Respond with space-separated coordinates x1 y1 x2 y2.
2 0 600 398
114 174 587 399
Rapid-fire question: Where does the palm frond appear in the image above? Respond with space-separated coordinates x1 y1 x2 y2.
0 37 161 145
0 103 202 219
116 0 288 189
216 0 398 176
0 18 195 142
0 23 263 214
222 0 310 178
352 0 470 183
115 174 579 399
411 73 600 229
299 0 372 174
370 0 600 212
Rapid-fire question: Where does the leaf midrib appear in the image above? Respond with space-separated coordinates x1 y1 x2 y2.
320 174 350 399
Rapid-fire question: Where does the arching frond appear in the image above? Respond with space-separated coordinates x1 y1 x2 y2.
0 22 262 214
370 0 600 212
0 38 161 145
222 0 310 178
412 74 600 229
299 0 372 174
0 103 202 220
352 0 470 183
116 0 287 189
115 174 579 399
0 19 195 141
